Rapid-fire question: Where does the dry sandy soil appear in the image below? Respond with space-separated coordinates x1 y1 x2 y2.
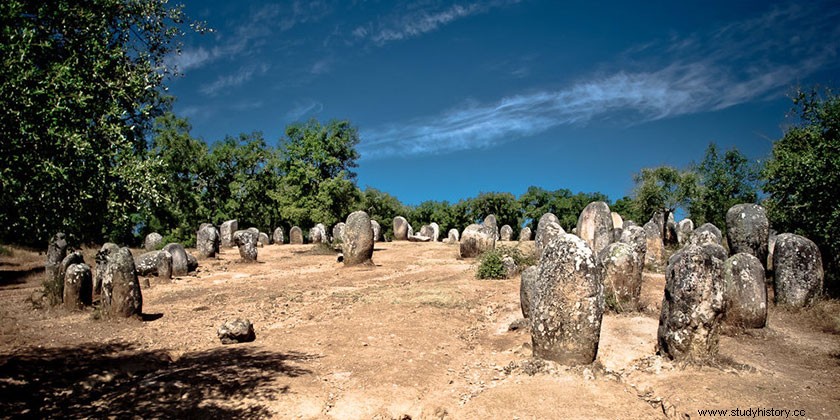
1 241 839 419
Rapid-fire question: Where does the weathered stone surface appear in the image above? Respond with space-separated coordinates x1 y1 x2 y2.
483 214 499 240
643 221 665 267
419 224 435 240
767 233 777 272
343 211 374 266
332 223 346 245
500 225 513 241
773 233 823 307
676 219 695 246
611 212 623 230
101 247 143 318
520 266 538 318
57 251 84 293
535 213 561 259
186 253 198 272
393 216 410 240
447 228 460 242
652 210 679 247
531 234 604 365
657 243 726 362
611 227 623 243
289 226 304 244
722 253 767 328
220 220 238 248
309 224 328 244
408 234 431 242
370 220 381 242
537 222 565 260
157 250 173 280
143 232 163 251
428 222 440 242
690 223 723 247
234 230 258 262
459 224 496 258
94 243 119 295
258 232 270 247
599 242 643 312
273 227 285 245
519 227 532 241
623 220 637 229
619 225 647 257
502 255 517 278
64 263 92 310
162 243 191 276
577 201 614 255
218 318 256 344
196 225 220 258
135 251 161 276
726 204 769 267
45 233 68 289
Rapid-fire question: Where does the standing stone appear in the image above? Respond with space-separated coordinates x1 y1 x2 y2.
220 220 238 248
64 263 92 310
519 227 532 241
157 250 173 280
101 247 143 318
643 221 665 267
258 232 270 247
536 222 565 260
726 204 769 267
419 224 435 240
531 234 604 365
623 220 637 229
196 225 220 258
500 225 513 241
447 228 460 243
722 253 767 328
577 201 614 255
535 213 561 258
94 243 119 295
370 220 381 242
482 214 500 240
619 225 647 257
290 226 304 244
690 223 723 247
162 243 190 276
393 216 410 241
459 224 496 258
599 242 643 312
773 233 823 307
135 251 162 276
333 222 346 245
57 251 84 293
611 212 623 230
428 222 440 242
657 243 726 362
234 230 258 262
309 224 328 244
676 219 695 246
273 227 285 245
652 210 679 247
45 233 68 290
143 232 163 251
767 233 777 272
343 211 374 266
520 266 538 318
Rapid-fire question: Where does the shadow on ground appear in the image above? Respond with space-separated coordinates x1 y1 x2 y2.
0 342 316 418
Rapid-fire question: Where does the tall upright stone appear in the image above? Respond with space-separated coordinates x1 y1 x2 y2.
500 225 513 241
309 224 328 244
652 210 678 247
483 214 499 240
273 227 285 245
333 223 346 244
220 220 238 248
94 243 119 295
101 247 142 318
773 233 823 307
619 225 647 257
576 201 614 255
690 223 723 247
599 242 643 312
535 213 561 258
657 243 726 362
536 221 565 260
234 230 258 262
722 253 767 328
428 222 440 242
519 227 532 241
520 266 538 318
196 225 220 258
143 232 163 251
393 216 410 241
611 212 623 230
447 228 460 243
343 211 374 266
725 204 769 267
64 263 92 310
643 221 665 267
459 224 496 258
290 226 304 244
45 232 68 290
531 234 604 365
676 219 695 246
258 232 270 247
370 220 381 242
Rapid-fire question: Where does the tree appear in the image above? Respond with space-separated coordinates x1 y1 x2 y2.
688 143 760 229
631 166 696 225
610 196 640 224
359 187 408 239
468 192 522 235
0 0 194 245
763 88 840 295
276 119 361 230
518 187 608 231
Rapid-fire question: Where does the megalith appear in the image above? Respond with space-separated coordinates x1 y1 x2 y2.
101 247 143 318
220 220 238 248
773 233 823 307
343 211 374 266
725 204 769 267
722 253 767 328
459 224 496 258
576 201 614 255
599 242 643 312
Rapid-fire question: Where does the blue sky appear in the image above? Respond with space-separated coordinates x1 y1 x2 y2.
167 0 840 205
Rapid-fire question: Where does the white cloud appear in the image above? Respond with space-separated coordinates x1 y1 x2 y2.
285 100 324 121
199 64 270 96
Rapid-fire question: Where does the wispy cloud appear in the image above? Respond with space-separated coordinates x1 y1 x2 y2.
360 2 840 159
200 64 270 96
285 100 324 121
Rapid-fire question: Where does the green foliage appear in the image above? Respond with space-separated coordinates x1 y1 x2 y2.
631 166 696 222
497 244 536 268
519 186 609 231
688 143 760 229
476 249 506 279
610 196 641 224
0 0 195 246
0 245 11 256
763 88 840 295
359 187 408 239
468 192 523 235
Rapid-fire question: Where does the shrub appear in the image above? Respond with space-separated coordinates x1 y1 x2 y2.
476 249 506 279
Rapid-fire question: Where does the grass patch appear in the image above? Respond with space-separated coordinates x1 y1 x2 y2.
0 245 12 256
800 299 840 335
475 244 536 280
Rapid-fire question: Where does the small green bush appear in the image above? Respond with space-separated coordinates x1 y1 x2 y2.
476 249 506 279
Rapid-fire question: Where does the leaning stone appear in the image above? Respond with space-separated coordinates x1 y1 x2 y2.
690 223 723 247
657 243 726 362
722 253 767 328
343 211 374 266
220 220 238 248
531 234 604 365
500 225 513 241
611 212 623 230
290 226 304 244
576 201 613 255
273 227 285 245
447 228 460 242
773 233 823 307
64 263 92 310
258 232 270 248
459 224 496 258
370 220 381 242
218 318 256 344
519 227 532 241
676 219 694 246
94 243 119 295
143 232 163 251
196 225 220 258
536 222 565 260
234 230 258 262
535 213 561 259
520 266 538 318
726 204 769 268
599 242 643 312
162 243 190 276
101 247 143 318
643 221 665 267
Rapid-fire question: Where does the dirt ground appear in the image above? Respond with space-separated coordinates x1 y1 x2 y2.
1 241 838 419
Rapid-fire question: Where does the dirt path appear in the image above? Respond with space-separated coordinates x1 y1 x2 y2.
1 242 838 419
